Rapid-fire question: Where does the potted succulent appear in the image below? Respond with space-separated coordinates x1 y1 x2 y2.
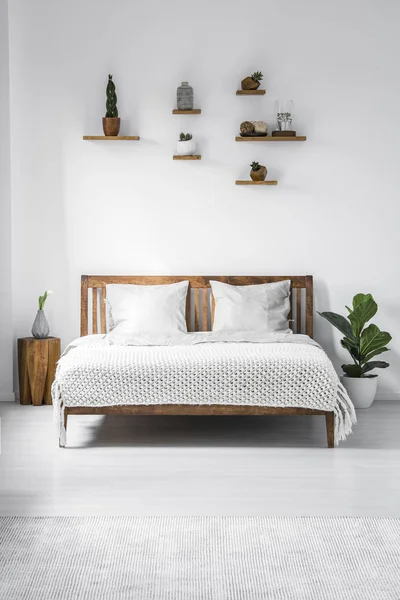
250 161 267 181
241 71 263 91
176 132 195 156
102 74 120 137
318 293 392 409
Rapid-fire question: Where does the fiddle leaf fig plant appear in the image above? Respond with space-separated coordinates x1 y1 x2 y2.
318 293 392 378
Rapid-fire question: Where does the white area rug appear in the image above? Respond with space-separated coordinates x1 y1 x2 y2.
0 517 399 599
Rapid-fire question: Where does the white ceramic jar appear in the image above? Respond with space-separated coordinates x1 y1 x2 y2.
176 138 196 156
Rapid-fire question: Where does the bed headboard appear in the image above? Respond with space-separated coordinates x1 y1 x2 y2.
81 275 313 338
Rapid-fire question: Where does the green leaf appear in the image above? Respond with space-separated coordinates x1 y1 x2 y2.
342 363 363 377
340 338 359 361
363 347 390 363
317 312 355 340
362 361 389 374
352 293 372 309
348 294 377 337
360 324 392 358
341 335 358 349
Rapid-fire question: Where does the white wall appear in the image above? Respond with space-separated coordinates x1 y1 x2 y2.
7 0 400 399
0 0 14 401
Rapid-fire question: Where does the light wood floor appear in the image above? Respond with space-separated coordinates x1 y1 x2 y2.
0 401 399 517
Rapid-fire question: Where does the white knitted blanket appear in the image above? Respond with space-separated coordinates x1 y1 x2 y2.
52 333 356 446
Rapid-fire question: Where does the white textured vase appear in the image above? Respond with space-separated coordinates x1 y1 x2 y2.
341 375 378 409
31 309 50 339
176 139 195 156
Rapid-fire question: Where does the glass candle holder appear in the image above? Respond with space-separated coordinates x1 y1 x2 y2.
275 100 294 131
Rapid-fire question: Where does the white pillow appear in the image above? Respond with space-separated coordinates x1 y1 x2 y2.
106 281 188 341
211 280 291 333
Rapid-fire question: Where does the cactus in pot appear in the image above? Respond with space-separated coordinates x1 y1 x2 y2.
250 161 267 181
176 132 195 156
241 71 263 91
102 74 120 136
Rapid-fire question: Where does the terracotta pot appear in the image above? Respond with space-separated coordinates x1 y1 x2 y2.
102 117 121 136
250 165 267 181
241 76 260 90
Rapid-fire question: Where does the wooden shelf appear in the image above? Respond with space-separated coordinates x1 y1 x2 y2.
236 90 266 95
173 155 201 160
235 136 306 142
236 180 278 186
172 109 201 115
83 136 140 141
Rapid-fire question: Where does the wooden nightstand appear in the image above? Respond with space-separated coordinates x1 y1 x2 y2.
18 337 61 405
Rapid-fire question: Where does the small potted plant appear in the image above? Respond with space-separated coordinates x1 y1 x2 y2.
241 71 263 91
250 161 267 181
318 293 392 409
32 290 54 339
176 132 195 156
102 74 120 137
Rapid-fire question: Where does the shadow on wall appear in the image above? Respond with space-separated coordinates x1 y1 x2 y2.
12 135 71 396
313 277 335 354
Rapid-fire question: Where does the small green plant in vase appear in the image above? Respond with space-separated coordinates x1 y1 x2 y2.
318 293 392 408
250 161 267 181
32 290 54 339
102 74 120 136
241 71 263 91
176 132 195 156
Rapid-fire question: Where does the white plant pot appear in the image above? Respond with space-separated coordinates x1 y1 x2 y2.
341 375 378 409
176 139 195 156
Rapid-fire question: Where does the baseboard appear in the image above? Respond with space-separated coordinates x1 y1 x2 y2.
0 391 16 402
375 392 400 401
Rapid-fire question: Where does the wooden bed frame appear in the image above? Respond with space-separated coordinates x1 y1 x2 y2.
62 275 335 448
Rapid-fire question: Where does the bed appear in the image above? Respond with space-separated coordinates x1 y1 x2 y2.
52 275 355 447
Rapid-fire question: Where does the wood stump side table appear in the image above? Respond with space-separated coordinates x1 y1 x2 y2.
18 337 61 405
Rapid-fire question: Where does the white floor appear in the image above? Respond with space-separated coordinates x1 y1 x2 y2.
0 401 399 517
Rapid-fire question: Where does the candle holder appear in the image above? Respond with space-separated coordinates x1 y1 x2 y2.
273 100 296 137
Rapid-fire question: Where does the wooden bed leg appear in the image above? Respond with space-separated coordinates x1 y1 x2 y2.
325 412 335 448
59 411 68 448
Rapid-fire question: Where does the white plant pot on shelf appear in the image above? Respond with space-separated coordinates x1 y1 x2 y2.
341 375 378 409
176 139 195 156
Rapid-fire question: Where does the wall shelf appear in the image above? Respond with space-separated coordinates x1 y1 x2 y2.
173 155 201 160
235 135 306 142
236 90 266 95
236 180 277 186
172 109 201 115
83 136 140 141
